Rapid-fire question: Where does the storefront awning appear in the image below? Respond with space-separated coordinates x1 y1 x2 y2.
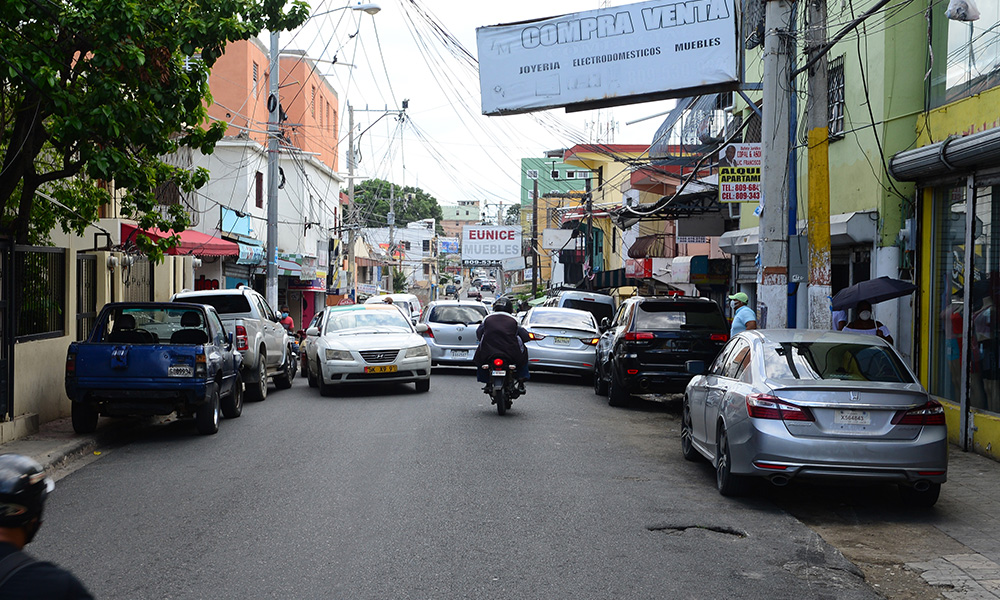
590 268 643 290
121 223 239 256
889 127 1000 182
719 210 877 255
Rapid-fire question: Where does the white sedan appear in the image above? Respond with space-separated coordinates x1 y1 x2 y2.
305 304 431 396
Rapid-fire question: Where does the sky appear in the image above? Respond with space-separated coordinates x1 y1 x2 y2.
277 0 679 212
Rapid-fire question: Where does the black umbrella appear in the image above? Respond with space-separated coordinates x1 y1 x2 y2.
831 276 917 310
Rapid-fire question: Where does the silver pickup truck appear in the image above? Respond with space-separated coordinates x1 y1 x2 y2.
172 288 294 400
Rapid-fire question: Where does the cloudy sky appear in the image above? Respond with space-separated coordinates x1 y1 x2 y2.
279 0 678 211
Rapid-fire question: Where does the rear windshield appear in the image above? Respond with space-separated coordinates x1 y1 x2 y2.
428 305 487 325
634 301 726 330
527 310 596 331
763 341 914 383
98 307 208 344
562 299 614 323
176 294 251 315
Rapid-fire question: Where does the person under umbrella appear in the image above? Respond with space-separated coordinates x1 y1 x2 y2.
843 300 894 344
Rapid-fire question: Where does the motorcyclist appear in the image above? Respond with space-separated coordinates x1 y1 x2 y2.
473 297 530 394
0 454 94 599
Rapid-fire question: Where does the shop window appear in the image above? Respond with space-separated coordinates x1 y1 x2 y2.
255 172 263 208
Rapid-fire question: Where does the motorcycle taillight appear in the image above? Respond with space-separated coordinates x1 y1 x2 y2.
493 358 504 367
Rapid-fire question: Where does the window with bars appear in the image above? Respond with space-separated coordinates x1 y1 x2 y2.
252 63 259 98
311 86 316 117
319 97 323 129
828 55 846 139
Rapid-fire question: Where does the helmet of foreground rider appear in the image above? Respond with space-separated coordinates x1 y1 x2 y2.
493 297 513 313
0 454 54 528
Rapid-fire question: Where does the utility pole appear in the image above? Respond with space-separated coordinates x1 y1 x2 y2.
531 179 538 296
346 103 357 303
386 183 395 292
758 0 795 329
585 178 593 291
265 31 280 309
806 0 832 329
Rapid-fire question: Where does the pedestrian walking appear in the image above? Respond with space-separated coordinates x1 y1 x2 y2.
729 292 757 336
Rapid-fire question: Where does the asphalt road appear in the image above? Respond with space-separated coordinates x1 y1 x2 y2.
30 369 880 600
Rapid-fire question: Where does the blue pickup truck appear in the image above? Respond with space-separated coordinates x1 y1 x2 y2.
65 302 244 435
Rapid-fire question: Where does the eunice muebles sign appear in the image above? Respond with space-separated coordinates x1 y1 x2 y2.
462 226 522 266
476 0 738 116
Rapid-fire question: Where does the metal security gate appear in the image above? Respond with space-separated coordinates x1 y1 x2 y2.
77 254 98 340
0 239 12 420
121 255 154 302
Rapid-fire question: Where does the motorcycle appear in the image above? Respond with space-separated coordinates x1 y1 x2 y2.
481 355 520 415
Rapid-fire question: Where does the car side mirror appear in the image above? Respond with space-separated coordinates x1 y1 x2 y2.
227 332 234 347
306 326 320 336
685 360 706 375
414 323 429 334
600 317 610 330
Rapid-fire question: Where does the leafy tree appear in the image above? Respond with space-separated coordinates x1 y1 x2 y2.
504 204 521 225
392 268 407 293
0 0 308 257
353 179 443 234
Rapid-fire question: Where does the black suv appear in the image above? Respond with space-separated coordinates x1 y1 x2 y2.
594 296 729 406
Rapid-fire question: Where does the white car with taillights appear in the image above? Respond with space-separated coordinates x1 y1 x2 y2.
305 304 431 396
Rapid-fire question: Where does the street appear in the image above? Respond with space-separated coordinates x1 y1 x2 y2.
28 369 880 599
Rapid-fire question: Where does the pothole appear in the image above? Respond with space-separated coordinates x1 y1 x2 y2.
647 523 749 537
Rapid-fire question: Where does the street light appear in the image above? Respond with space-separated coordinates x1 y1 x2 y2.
264 1 380 309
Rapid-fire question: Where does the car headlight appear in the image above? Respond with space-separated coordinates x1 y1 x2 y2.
325 348 353 361
405 344 430 358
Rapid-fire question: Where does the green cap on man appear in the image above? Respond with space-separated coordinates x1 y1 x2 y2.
729 292 749 304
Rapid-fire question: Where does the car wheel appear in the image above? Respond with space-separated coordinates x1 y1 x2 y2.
196 388 221 435
71 403 99 434
273 349 294 390
608 367 629 407
716 425 749 497
300 353 308 378
247 353 268 401
898 482 941 507
221 372 244 419
681 401 700 462
306 359 318 388
593 362 608 396
415 379 430 393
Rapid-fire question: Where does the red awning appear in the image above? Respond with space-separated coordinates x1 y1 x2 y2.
121 223 239 256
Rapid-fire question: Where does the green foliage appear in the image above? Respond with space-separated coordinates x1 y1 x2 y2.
0 0 308 259
353 179 444 234
392 268 407 293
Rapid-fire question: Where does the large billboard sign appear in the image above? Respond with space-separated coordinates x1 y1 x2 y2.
462 226 522 266
476 0 739 116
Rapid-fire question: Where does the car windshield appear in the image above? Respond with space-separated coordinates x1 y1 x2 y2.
634 301 726 330
428 305 487 325
325 309 412 333
763 341 915 383
176 294 251 314
527 310 596 331
562 299 613 323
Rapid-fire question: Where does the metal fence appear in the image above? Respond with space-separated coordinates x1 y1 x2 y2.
76 254 98 341
14 246 66 342
120 255 154 302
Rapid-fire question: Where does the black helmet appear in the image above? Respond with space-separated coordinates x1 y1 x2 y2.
0 454 53 528
493 297 513 313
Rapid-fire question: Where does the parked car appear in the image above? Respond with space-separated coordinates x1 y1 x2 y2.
445 284 458 296
305 304 432 396
65 302 243 435
681 329 948 506
172 288 295 401
364 293 423 324
419 300 490 365
595 296 729 406
521 307 600 377
300 309 324 386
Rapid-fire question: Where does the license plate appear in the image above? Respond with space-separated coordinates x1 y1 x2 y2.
365 365 398 374
554 337 571 345
491 370 506 377
835 409 871 425
451 350 468 359
168 364 193 377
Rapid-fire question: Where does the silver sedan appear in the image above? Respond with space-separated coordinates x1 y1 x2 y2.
682 329 948 506
521 307 600 378
419 300 489 366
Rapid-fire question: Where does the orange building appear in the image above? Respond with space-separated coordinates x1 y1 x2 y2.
206 38 339 172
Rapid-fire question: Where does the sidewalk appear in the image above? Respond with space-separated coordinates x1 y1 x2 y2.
3 418 1000 598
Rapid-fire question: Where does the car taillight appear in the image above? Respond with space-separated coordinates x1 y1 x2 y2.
624 331 654 341
235 325 248 351
493 358 505 367
195 352 207 378
66 352 76 375
423 325 434 339
585 337 600 345
528 331 546 341
711 334 729 342
892 401 946 426
746 394 814 421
